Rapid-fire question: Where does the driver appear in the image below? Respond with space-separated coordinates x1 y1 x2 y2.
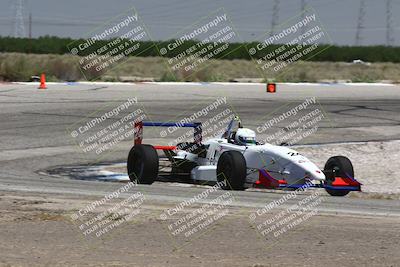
234 128 257 146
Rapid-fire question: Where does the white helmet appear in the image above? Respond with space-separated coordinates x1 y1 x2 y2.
235 128 256 146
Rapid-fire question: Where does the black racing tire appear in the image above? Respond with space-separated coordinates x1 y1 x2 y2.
217 151 246 190
127 144 159 184
324 156 354 197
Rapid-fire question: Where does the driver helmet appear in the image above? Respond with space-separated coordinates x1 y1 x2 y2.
235 128 256 146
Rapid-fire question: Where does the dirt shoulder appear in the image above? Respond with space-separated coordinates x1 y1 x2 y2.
0 190 399 267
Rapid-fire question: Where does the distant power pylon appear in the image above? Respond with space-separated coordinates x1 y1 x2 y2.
300 0 307 36
13 0 26 38
29 13 32 39
355 0 366 46
386 0 395 46
270 0 280 36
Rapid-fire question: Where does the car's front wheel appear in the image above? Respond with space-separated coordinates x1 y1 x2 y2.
324 156 353 196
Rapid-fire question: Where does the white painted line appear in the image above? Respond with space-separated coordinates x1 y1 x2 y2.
283 82 396 87
12 81 398 87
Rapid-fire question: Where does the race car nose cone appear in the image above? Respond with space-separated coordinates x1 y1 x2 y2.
312 170 326 181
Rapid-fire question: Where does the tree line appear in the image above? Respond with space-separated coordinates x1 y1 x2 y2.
0 36 399 63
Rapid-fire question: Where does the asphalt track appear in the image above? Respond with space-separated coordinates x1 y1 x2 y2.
2 82 400 266
1 82 400 216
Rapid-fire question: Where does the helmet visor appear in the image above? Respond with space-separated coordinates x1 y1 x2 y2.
238 136 256 145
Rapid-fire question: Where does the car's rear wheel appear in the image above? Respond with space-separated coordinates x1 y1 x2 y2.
217 151 246 190
127 144 159 184
324 156 353 196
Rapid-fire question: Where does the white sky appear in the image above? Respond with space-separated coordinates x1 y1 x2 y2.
0 0 399 46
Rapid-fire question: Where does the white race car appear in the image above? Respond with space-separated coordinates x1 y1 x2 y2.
127 118 361 196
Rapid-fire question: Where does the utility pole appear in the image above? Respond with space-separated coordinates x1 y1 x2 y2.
29 12 32 39
386 0 394 46
300 0 307 36
355 0 366 46
270 0 280 37
13 0 26 38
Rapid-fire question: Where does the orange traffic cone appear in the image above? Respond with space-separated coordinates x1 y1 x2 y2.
38 73 47 89
266 82 276 93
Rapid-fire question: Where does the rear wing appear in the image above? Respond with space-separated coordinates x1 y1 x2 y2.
134 121 202 149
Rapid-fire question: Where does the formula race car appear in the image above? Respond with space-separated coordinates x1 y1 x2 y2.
127 118 361 196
